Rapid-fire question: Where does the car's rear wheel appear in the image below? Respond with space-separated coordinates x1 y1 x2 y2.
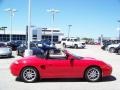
85 67 101 82
20 67 39 83
109 47 115 53
118 49 120 55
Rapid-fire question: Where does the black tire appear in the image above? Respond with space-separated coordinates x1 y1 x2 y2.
20 67 39 83
118 49 120 55
63 43 66 48
109 47 115 53
85 67 101 82
74 44 78 49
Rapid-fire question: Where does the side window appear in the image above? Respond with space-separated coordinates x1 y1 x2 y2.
62 38 66 41
48 50 67 60
71 39 74 41
67 39 70 41
30 43 36 47
74 39 77 42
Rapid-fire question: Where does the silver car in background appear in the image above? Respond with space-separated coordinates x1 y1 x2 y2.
0 43 12 58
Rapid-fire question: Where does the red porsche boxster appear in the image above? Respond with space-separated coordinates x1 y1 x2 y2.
10 50 112 83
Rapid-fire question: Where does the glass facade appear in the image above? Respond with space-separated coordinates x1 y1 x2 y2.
0 34 59 42
0 34 26 42
42 35 58 42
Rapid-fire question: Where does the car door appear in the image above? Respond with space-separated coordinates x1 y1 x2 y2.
44 57 72 78
70 58 84 78
66 39 73 46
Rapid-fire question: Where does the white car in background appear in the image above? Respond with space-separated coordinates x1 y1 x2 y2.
61 37 86 49
107 43 120 53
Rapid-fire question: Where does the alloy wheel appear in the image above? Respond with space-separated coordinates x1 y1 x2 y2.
85 67 101 82
21 67 38 83
109 48 115 53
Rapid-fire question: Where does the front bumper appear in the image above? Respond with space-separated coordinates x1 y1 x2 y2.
0 52 12 57
78 45 86 48
102 65 112 77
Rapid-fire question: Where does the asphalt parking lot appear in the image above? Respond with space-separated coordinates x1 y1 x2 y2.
0 45 120 90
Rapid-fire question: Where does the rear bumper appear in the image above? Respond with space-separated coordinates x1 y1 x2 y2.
10 63 22 76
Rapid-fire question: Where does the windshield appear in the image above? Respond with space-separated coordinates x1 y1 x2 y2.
70 53 83 59
0 43 6 47
65 50 83 59
73 55 83 59
74 39 79 42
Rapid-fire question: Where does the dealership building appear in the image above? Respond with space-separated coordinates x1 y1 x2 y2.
0 27 64 42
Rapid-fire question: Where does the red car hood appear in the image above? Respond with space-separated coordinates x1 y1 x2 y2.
81 57 108 66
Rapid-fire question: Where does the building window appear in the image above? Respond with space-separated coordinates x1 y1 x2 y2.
41 35 58 42
53 36 58 42
0 34 26 42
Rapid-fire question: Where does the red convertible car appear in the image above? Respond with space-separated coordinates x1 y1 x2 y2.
10 50 112 83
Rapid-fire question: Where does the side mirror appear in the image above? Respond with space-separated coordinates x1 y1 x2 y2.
70 58 74 66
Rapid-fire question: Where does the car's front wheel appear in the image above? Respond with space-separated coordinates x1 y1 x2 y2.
63 43 66 48
20 67 39 83
109 47 115 53
85 67 101 82
74 44 78 49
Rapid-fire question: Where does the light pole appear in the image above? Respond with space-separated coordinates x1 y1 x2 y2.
117 20 120 40
100 34 103 46
24 0 33 57
117 27 120 40
68 25 72 38
47 9 60 44
42 28 47 39
28 0 31 50
4 8 17 42
0 27 7 34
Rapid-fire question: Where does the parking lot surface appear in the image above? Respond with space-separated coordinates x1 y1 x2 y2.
0 45 120 90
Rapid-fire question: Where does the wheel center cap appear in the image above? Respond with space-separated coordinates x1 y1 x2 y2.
27 72 32 78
